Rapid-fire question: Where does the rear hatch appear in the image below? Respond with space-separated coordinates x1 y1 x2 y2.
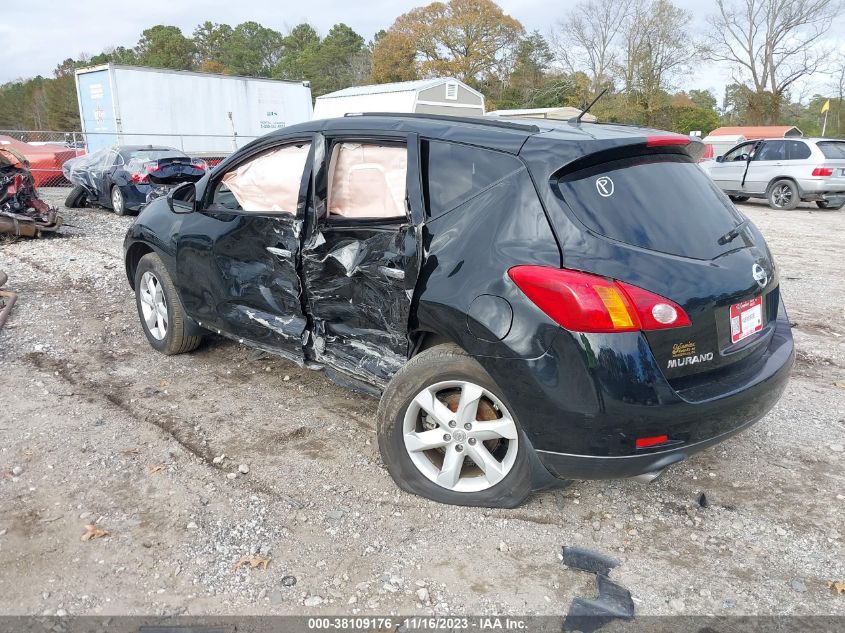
813 140 845 190
551 149 779 387
128 155 206 185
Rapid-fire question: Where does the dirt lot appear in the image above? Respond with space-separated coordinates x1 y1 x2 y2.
0 192 843 617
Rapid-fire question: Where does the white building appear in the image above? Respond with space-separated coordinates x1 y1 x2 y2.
487 107 597 123
312 78 485 120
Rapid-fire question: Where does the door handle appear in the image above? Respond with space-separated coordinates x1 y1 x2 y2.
266 247 292 258
379 266 405 280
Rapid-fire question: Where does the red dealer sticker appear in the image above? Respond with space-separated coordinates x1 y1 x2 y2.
730 296 763 344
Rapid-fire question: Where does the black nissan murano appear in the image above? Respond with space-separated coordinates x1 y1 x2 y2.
123 113 794 507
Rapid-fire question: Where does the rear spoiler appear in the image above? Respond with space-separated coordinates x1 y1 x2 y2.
553 134 704 178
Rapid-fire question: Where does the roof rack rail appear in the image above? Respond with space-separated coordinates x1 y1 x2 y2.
345 111 541 133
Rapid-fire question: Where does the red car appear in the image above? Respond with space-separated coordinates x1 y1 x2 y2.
0 135 81 187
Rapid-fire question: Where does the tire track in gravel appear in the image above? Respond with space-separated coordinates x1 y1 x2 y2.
23 350 305 509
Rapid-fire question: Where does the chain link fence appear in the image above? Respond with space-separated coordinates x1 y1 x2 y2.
0 130 261 187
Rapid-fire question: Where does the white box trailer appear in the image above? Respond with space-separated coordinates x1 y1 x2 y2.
75 64 313 154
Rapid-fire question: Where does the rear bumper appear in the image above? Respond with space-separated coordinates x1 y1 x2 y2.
797 178 845 199
535 403 769 480
480 302 794 481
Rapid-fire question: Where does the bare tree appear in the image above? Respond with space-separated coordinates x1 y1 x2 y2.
552 0 633 96
618 0 700 121
707 0 842 121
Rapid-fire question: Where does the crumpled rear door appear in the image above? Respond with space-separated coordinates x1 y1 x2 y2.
301 133 423 387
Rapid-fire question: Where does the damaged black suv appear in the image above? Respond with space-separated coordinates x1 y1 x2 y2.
124 113 794 507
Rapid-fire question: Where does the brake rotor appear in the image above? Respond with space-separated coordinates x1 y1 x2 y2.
441 390 502 454
441 391 498 421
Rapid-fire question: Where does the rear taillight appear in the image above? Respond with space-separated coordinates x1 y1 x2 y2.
192 159 207 170
812 166 833 177
130 172 147 183
508 266 691 333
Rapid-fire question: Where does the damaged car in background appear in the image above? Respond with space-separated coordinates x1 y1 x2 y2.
123 113 794 508
0 147 62 238
63 145 207 215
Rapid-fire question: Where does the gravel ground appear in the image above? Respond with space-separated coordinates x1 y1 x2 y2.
0 191 843 617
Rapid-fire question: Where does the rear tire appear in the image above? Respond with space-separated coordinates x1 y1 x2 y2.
729 195 749 203
134 252 202 355
377 343 532 508
816 200 844 210
767 180 799 210
111 185 127 216
64 185 88 208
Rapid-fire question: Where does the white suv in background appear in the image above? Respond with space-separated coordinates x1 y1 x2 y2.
702 138 845 210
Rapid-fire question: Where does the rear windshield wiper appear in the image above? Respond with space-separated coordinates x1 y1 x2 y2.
717 219 749 245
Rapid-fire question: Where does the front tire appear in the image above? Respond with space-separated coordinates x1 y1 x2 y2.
767 180 799 210
377 344 531 508
64 185 88 208
134 253 202 355
729 195 750 203
111 185 127 216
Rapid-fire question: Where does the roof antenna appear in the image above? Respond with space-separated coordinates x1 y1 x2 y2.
571 87 608 124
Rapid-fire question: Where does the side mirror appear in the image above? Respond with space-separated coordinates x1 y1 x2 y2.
715 155 724 163
167 182 197 214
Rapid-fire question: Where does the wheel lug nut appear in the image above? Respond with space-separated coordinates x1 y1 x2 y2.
448 420 456 428
455 444 464 452
468 437 477 445
464 422 472 430
443 434 451 442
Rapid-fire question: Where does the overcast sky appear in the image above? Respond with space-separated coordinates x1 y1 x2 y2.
2 0 842 103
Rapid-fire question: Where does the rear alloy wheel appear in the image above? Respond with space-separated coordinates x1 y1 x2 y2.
111 185 126 216
816 200 844 210
403 381 519 493
377 344 531 507
767 180 799 210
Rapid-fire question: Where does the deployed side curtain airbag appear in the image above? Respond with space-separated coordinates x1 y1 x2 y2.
222 144 310 214
329 143 407 219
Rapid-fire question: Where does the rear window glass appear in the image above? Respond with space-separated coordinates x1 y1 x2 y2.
817 141 845 159
423 141 523 217
556 156 744 260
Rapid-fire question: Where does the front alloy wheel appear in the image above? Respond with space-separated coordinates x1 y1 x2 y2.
403 381 519 492
133 252 203 355
138 271 168 340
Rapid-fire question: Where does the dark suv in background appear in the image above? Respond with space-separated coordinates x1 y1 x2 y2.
124 114 794 507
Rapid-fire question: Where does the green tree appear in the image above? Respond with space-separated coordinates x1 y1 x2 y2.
309 23 370 95
669 104 720 135
221 22 284 77
687 89 717 112
274 23 370 96
273 24 321 81
45 60 81 129
193 22 234 71
135 25 195 70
